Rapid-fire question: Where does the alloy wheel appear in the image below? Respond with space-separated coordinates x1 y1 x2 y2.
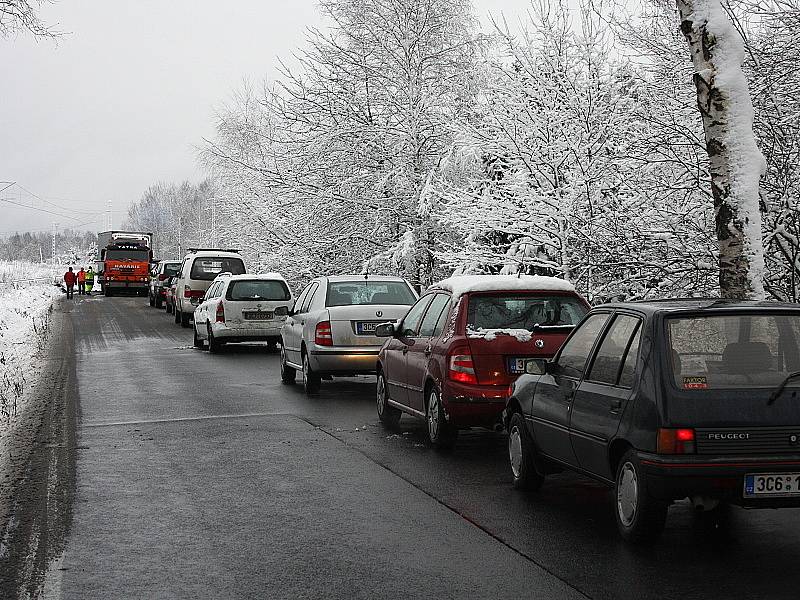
509 425 523 478
427 391 440 441
376 375 386 416
617 461 639 527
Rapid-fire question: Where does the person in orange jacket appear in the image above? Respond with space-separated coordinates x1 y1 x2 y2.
77 267 87 295
64 267 77 299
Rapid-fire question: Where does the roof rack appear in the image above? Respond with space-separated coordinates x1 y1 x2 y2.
631 297 721 303
186 248 240 254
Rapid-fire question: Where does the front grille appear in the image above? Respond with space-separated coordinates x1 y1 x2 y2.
695 427 800 455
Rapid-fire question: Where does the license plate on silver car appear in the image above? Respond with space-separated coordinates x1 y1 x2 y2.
243 311 273 321
744 473 800 497
507 357 528 374
356 321 380 335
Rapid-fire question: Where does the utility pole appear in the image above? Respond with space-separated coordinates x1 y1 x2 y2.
51 222 58 265
211 196 216 248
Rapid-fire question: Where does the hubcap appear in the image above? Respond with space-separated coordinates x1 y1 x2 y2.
427 392 439 440
280 347 287 374
303 355 309 384
377 376 386 415
509 426 523 478
617 461 639 527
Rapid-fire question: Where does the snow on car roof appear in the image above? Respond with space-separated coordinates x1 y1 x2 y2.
431 274 575 298
218 273 288 281
325 274 407 282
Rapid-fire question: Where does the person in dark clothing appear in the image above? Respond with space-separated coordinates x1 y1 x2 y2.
64 267 76 299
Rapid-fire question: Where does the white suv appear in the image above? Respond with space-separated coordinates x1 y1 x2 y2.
174 249 246 327
193 273 294 353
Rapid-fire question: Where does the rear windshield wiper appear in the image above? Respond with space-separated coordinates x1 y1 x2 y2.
767 371 800 405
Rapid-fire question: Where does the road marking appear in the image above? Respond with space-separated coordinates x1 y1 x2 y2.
82 412 292 428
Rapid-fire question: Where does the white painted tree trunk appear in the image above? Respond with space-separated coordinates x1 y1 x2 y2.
676 0 766 299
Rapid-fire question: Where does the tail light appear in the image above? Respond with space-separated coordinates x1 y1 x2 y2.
448 346 478 385
657 428 696 454
315 321 333 346
215 301 225 323
184 286 204 298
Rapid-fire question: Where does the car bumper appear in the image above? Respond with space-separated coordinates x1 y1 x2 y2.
309 346 381 374
639 452 800 507
442 381 507 427
212 324 282 341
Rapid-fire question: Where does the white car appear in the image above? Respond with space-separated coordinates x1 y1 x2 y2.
193 273 294 353
174 248 247 328
280 275 418 394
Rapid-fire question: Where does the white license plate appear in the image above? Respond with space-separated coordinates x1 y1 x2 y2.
243 311 273 321
356 321 380 334
744 473 800 497
507 357 528 374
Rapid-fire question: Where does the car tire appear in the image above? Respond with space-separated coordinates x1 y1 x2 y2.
180 311 191 328
104 288 112 297
149 294 155 307
302 352 321 395
376 371 401 429
425 387 457 450
193 325 203 348
508 412 544 491
208 324 223 354
614 449 668 544
280 345 296 384
155 296 163 309
266 339 278 353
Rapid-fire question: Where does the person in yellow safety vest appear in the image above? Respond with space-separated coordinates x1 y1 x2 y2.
85 266 95 293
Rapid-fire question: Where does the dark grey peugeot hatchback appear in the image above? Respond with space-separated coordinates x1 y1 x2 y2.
504 299 800 543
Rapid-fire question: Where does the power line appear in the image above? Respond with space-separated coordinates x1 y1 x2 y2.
0 196 85 222
15 183 97 214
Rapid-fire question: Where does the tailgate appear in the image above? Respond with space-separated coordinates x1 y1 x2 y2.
328 305 412 347
467 329 571 385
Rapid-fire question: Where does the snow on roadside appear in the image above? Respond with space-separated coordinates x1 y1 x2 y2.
0 283 62 430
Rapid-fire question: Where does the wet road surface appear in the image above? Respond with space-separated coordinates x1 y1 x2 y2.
24 297 800 598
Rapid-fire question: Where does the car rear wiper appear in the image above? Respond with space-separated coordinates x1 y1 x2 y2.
531 323 574 331
767 371 800 405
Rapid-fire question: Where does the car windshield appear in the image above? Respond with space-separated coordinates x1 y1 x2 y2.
163 263 181 276
466 294 587 331
668 313 800 389
226 280 290 301
190 257 245 281
326 281 416 307
106 249 148 261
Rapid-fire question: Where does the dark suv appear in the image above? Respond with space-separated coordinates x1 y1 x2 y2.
504 299 800 542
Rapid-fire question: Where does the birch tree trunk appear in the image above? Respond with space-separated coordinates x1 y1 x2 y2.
676 0 766 299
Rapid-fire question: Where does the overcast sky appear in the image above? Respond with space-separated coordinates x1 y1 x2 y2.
0 0 533 235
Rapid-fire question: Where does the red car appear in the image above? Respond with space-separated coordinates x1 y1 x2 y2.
375 275 590 448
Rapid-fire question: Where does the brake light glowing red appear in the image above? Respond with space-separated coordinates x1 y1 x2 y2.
657 428 696 454
448 347 478 385
215 301 225 323
315 321 333 346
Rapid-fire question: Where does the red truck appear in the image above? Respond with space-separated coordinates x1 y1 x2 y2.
97 231 153 296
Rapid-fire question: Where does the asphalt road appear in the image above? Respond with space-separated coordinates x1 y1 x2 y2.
9 295 800 598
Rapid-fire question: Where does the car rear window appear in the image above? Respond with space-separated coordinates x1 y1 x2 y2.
163 263 181 276
190 257 245 281
668 313 800 389
466 294 587 331
226 280 290 301
326 281 416 307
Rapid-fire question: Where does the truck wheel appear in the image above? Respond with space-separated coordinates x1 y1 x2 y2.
376 371 401 429
508 412 544 491
426 387 457 450
302 352 321 395
614 449 668 543
180 311 191 328
104 288 112 297
280 345 295 384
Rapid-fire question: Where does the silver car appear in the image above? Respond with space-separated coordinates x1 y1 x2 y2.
280 275 418 394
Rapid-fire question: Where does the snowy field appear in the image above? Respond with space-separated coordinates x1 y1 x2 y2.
0 262 62 429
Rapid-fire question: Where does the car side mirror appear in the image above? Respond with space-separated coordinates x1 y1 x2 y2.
374 322 396 337
525 359 550 376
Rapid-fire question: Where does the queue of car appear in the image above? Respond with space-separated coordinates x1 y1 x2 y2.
144 249 800 544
